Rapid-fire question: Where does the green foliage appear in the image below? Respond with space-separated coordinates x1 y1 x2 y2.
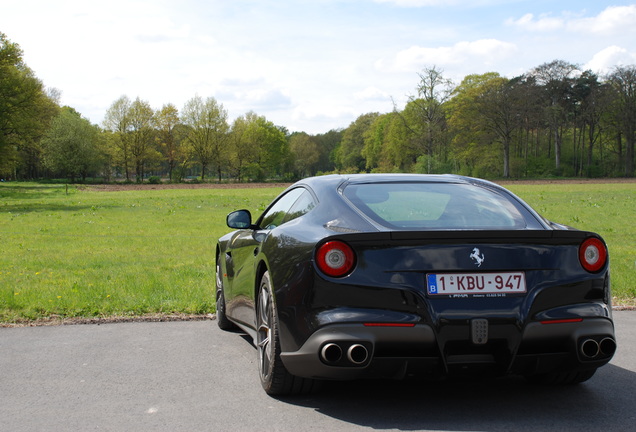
147 176 161 184
228 112 290 182
250 114 290 178
414 155 455 175
128 98 156 183
0 33 58 179
4 29 636 182
155 103 186 182
103 96 133 181
41 107 104 182
335 113 379 171
315 129 343 173
181 96 229 181
290 133 319 178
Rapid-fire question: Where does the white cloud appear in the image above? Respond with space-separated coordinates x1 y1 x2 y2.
354 87 391 101
584 46 636 74
374 0 456 5
568 5 636 35
373 0 512 6
505 13 564 32
387 39 517 72
215 76 293 115
289 103 359 133
507 5 636 35
227 89 293 110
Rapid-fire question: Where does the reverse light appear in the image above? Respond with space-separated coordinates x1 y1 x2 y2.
316 240 356 277
579 237 607 273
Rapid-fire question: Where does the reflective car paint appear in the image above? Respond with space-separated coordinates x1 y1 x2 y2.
216 174 615 394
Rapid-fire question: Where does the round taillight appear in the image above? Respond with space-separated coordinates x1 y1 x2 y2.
579 237 607 273
316 240 356 277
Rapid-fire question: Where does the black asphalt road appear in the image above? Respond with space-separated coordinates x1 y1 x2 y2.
1 312 635 432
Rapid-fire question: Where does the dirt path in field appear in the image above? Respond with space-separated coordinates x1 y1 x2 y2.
82 177 636 192
82 182 293 191
496 178 636 185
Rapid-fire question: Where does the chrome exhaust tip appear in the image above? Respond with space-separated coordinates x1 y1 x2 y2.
320 343 343 364
580 338 600 359
599 337 617 357
347 344 369 365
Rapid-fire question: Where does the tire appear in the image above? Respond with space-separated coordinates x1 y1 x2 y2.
215 259 235 330
526 368 597 385
256 271 320 395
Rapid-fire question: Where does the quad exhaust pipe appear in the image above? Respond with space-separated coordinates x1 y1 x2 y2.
320 342 370 366
320 343 343 364
580 337 616 359
599 337 617 356
347 344 370 365
580 339 600 358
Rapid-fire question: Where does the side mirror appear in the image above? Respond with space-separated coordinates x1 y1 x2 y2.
227 209 253 229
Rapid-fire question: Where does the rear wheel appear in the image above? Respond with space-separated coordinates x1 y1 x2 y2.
526 368 597 385
256 271 320 395
215 259 235 330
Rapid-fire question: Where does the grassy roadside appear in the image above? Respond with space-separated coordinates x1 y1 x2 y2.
0 181 634 324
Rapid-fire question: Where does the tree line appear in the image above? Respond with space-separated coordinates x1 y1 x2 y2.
1 32 635 183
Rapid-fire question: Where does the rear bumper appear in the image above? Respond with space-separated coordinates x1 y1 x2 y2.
280 317 615 380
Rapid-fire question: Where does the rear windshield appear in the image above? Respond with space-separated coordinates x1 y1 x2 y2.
342 182 528 230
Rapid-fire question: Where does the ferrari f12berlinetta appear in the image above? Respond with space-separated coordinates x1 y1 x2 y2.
215 174 615 395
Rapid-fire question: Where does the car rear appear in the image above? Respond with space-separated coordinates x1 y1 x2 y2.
277 176 615 383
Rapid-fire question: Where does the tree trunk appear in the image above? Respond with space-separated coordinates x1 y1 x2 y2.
626 132 635 177
503 139 510 178
554 127 561 170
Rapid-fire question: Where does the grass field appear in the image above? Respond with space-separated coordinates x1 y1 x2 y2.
505 182 635 305
0 181 634 323
0 184 280 323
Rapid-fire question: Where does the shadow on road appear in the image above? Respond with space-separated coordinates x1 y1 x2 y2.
277 364 636 431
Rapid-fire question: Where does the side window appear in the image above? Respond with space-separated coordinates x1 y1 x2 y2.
259 188 306 230
283 190 316 224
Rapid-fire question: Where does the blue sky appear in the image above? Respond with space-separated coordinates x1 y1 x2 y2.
2 0 635 134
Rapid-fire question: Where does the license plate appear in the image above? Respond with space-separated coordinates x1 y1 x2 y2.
426 272 526 296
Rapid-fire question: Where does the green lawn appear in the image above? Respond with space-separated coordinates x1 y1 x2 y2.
0 183 281 323
505 182 636 305
0 181 633 323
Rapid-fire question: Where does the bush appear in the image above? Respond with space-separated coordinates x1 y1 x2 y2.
414 155 455 175
148 176 162 184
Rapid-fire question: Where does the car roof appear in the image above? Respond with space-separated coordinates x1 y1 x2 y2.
336 173 468 183
295 173 496 191
285 173 549 232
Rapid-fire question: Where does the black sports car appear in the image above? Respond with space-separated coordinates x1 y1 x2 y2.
215 174 615 395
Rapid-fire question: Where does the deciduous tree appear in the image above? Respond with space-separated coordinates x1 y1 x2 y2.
335 112 379 172
0 32 57 179
407 66 454 172
181 96 229 181
103 96 132 180
155 103 182 181
607 65 636 177
290 132 319 178
531 60 579 172
41 107 103 182
475 74 522 177
128 97 156 182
